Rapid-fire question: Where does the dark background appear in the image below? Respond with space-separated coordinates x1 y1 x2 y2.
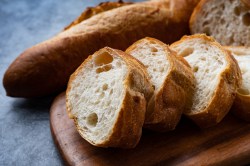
0 0 139 165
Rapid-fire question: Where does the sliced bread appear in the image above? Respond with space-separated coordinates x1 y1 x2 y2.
126 37 195 132
66 47 154 148
171 34 242 128
190 0 250 46
225 46 250 121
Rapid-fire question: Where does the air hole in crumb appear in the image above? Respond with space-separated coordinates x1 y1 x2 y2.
94 100 100 104
106 100 111 106
94 51 113 66
160 67 164 72
229 36 235 44
178 48 194 57
153 68 157 72
202 21 209 26
110 89 113 95
86 113 98 127
220 19 225 24
95 88 100 93
221 4 225 10
102 84 108 91
151 47 158 52
203 27 211 36
152 85 155 90
100 92 105 98
96 64 112 73
200 57 206 61
193 66 199 72
133 96 140 104
243 13 250 26
234 6 241 16
116 61 121 67
238 88 250 95
74 94 79 98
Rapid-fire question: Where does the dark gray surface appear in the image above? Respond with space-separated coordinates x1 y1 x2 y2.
0 0 139 165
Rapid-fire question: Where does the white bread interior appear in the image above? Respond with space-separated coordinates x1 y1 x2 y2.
190 0 250 46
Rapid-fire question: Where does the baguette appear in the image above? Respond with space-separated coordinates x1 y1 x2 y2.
3 0 200 97
225 46 250 121
126 37 195 132
171 34 242 128
190 0 250 46
66 47 153 148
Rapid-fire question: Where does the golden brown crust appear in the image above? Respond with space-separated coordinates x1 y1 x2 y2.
189 0 207 34
126 37 195 132
64 1 132 30
66 47 153 148
241 0 250 8
225 46 250 122
3 0 200 97
171 34 242 128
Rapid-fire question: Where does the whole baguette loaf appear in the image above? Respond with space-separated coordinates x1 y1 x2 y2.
3 0 200 97
66 47 153 148
126 37 195 132
171 34 242 128
225 46 250 122
189 0 250 46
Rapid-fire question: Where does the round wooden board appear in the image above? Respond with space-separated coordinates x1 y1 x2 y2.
50 92 250 166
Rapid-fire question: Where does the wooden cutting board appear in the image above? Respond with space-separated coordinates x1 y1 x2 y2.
50 92 250 166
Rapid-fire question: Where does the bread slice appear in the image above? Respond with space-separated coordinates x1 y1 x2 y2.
66 47 154 148
126 37 195 132
190 0 250 46
225 46 250 121
170 34 242 128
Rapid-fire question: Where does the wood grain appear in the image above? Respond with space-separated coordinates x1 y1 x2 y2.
50 92 250 166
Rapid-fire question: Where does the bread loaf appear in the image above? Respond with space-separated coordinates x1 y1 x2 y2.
126 37 195 132
66 47 153 148
171 34 242 128
3 0 200 97
190 0 250 46
225 46 250 121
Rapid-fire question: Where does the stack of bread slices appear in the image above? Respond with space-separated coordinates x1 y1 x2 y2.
66 0 250 149
66 34 243 148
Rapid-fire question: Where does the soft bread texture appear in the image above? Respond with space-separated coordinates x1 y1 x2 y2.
190 0 250 46
66 47 153 148
225 46 250 121
171 34 242 128
126 37 195 132
3 0 200 97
